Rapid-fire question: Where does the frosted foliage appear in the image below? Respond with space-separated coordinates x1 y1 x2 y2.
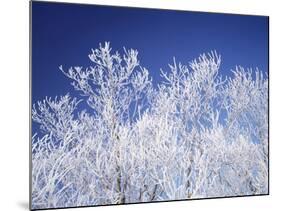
32 43 268 209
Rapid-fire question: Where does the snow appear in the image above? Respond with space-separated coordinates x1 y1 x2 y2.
31 43 268 209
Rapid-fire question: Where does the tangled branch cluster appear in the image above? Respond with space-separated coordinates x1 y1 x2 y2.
32 43 268 209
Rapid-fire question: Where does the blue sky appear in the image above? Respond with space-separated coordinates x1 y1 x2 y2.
32 1 268 123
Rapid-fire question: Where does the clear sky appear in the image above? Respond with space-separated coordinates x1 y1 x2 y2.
32 1 268 121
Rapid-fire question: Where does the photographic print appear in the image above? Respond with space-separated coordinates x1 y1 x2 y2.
30 1 269 210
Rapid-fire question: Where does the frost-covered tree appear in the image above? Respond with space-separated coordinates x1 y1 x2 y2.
32 43 268 209
59 42 152 204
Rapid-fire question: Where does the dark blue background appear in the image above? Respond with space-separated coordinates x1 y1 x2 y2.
32 1 268 119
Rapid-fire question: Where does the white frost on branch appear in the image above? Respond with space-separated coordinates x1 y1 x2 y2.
32 43 268 209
